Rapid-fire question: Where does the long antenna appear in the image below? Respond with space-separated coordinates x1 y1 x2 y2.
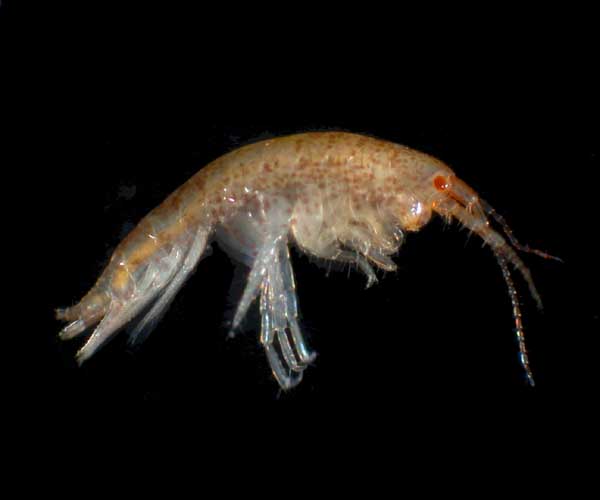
480 198 562 263
496 254 536 386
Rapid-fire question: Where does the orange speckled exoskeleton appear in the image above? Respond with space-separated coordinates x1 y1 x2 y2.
56 132 559 389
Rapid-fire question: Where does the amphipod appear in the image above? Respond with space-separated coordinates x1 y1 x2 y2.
56 132 558 389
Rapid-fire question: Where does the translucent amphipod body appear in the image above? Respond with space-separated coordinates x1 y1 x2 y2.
56 132 558 389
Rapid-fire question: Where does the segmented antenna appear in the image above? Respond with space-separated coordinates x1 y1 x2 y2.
480 198 562 263
496 254 536 386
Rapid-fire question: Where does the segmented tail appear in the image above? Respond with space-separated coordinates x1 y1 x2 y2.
56 223 211 363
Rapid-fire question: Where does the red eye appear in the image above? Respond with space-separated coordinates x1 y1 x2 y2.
434 175 449 191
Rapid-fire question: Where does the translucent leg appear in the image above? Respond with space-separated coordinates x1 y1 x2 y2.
264 344 303 389
260 277 303 389
317 245 379 289
273 246 304 381
255 238 316 389
288 322 316 365
362 247 397 272
221 194 315 389
276 331 304 372
278 244 317 363
337 250 379 288
229 242 273 335
259 280 273 345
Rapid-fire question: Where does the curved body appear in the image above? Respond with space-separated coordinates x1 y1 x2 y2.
57 132 555 388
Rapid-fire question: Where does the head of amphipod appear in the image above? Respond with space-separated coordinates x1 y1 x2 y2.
404 154 561 386
429 171 486 221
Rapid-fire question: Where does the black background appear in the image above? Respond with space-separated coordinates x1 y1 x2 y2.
2 2 597 444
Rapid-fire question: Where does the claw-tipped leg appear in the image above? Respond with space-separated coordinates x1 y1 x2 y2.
233 236 316 390
259 240 316 389
264 343 303 390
